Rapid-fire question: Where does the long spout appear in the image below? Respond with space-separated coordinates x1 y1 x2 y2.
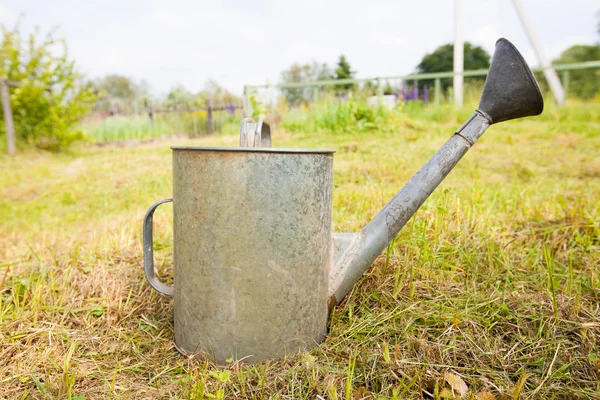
329 38 544 305
329 112 490 303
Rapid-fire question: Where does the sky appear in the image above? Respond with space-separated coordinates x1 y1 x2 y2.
1 0 598 96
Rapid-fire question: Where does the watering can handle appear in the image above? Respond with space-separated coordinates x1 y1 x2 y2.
142 198 175 296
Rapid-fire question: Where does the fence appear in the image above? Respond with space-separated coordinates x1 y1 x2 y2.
242 60 600 116
2 61 599 154
91 100 243 135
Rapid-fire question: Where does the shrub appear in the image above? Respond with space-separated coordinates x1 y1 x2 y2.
0 25 95 151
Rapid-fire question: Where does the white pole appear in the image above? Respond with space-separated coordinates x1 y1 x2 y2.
453 0 464 107
511 0 565 105
1 79 16 155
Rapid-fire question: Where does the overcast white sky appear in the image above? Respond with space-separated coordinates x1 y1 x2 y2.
1 0 598 96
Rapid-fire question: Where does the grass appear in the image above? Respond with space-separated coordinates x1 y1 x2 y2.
81 111 243 142
1 102 599 399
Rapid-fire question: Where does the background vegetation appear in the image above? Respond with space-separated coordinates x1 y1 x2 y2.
0 25 94 150
1 102 599 399
1 14 599 400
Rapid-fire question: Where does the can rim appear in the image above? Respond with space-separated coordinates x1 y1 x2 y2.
170 146 336 154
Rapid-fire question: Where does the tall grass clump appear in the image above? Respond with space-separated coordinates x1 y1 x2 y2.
282 98 393 134
82 115 168 141
82 110 242 142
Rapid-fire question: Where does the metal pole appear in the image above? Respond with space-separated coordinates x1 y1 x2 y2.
453 0 464 107
434 78 441 106
561 71 569 101
0 80 16 155
511 0 564 105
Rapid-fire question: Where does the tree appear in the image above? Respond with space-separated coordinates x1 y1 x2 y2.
165 85 193 109
200 79 241 105
416 42 490 91
91 74 149 114
94 75 141 100
334 55 355 90
554 44 600 100
280 62 333 106
0 24 94 150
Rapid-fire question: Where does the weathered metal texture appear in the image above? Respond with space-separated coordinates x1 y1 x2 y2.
240 118 272 148
478 38 543 123
170 147 334 363
329 38 545 305
143 198 175 296
329 112 491 303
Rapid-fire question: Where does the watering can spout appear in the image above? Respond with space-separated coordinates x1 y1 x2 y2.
329 38 543 305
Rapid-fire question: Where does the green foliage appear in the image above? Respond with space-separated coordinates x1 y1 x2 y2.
416 42 490 91
282 98 392 134
278 56 355 104
90 74 149 114
249 91 265 119
83 111 241 142
335 55 355 90
92 74 145 101
0 25 95 150
201 78 241 106
164 85 194 109
554 44 600 100
280 62 332 105
383 81 394 95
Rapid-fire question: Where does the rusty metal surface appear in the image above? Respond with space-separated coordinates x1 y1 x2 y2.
171 148 333 363
329 113 490 304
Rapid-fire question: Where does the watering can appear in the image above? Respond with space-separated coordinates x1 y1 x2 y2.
142 38 543 363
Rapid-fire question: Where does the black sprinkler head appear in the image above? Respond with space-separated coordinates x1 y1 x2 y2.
477 38 544 124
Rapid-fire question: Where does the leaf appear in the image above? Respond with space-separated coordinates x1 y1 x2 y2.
217 370 231 383
443 372 468 397
89 305 105 317
439 388 456 398
475 391 496 400
208 370 231 383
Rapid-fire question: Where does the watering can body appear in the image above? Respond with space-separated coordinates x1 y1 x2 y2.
144 147 335 362
142 38 544 363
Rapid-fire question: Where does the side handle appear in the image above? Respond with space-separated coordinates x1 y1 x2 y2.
143 198 175 296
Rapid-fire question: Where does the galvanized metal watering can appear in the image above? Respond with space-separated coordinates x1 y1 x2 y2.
142 38 543 363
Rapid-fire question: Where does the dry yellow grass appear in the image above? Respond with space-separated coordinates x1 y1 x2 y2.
1 104 599 399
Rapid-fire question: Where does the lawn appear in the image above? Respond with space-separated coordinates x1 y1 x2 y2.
0 103 599 399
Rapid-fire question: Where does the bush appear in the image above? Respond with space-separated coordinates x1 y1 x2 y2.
0 25 95 151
